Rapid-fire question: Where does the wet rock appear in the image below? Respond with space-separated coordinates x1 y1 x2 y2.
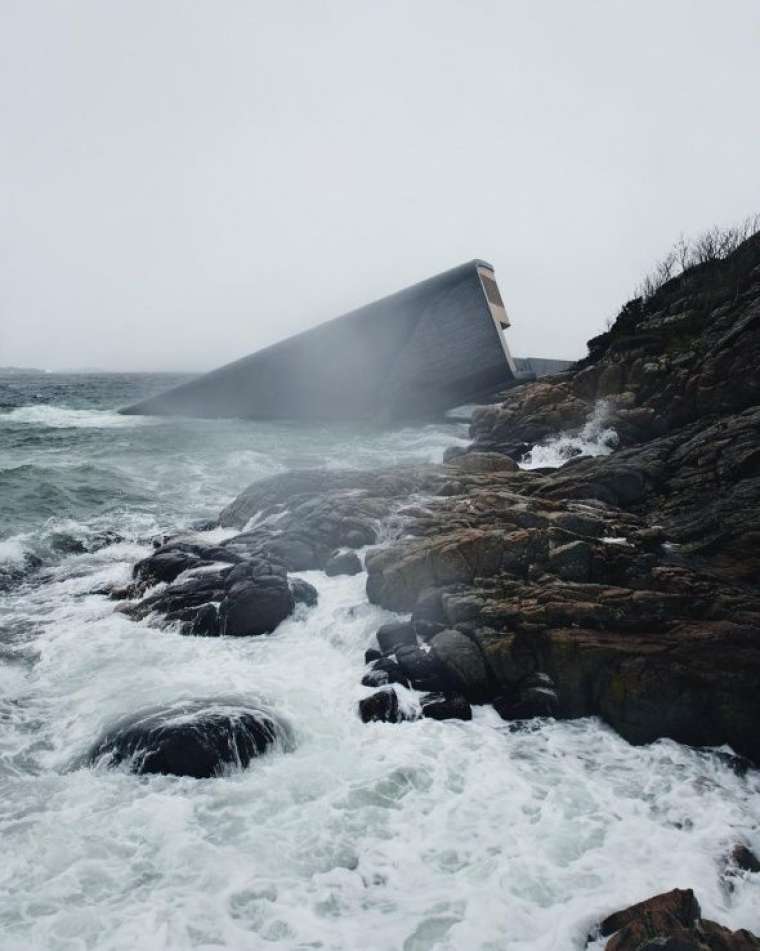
420 692 472 721
324 550 362 577
376 620 417 654
289 577 319 607
429 628 491 701
442 446 468 463
359 688 404 723
361 667 390 688
394 644 445 691
413 587 446 625
364 647 382 664
442 593 483 625
729 844 760 874
109 584 136 601
343 525 376 548
446 451 518 474
362 657 410 689
413 619 446 642
133 546 201 585
493 674 559 721
184 602 220 637
597 888 760 950
219 576 294 636
548 539 592 582
388 647 445 690
86 700 291 778
599 889 702 940
437 480 464 496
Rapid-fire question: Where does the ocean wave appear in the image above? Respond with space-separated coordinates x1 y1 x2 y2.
0 404 155 429
520 401 619 470
0 534 32 567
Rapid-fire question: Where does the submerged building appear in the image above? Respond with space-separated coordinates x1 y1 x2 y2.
122 260 520 421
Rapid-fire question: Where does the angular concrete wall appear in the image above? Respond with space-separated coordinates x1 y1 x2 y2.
122 260 515 420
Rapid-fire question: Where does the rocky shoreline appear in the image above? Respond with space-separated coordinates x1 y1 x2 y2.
103 231 760 947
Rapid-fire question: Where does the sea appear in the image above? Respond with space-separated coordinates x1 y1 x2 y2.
0 372 758 950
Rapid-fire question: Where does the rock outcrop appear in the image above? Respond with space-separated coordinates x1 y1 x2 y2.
116 229 760 766
594 888 760 949
85 699 292 778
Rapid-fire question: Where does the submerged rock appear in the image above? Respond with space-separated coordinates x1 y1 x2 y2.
729 844 760 875
289 577 319 607
85 700 292 778
361 657 410 689
324 550 362 577
420 692 472 721
359 688 405 723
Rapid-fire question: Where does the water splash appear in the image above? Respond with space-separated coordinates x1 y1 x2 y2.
520 401 619 470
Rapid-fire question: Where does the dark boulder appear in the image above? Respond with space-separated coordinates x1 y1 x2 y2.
85 699 292 778
376 620 417 654
729 844 760 875
133 541 241 587
394 644 445 691
290 577 319 607
420 692 472 721
325 550 363 577
133 546 201 585
364 647 382 664
494 674 559 721
266 536 319 571
219 576 294 636
361 667 391 688
429 628 492 701
343 524 377 548
412 587 446 625
359 688 405 723
361 657 410 689
184 602 220 637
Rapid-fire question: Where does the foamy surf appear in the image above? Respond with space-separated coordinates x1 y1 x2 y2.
520 400 619 470
1 373 758 950
2 404 157 428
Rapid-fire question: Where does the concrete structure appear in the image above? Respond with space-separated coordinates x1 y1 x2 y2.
122 260 517 421
513 356 574 379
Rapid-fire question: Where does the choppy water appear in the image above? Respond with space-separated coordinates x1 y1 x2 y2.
0 373 758 950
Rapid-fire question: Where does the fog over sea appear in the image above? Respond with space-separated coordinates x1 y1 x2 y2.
1 372 758 951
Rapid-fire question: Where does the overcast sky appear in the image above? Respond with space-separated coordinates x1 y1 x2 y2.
2 1 759 372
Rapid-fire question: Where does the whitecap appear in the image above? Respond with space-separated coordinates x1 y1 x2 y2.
0 404 157 429
521 401 619 470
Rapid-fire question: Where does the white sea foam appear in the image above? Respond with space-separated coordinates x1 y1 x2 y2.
1 404 156 428
0 534 30 565
2 400 759 949
520 401 619 470
1 555 759 950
